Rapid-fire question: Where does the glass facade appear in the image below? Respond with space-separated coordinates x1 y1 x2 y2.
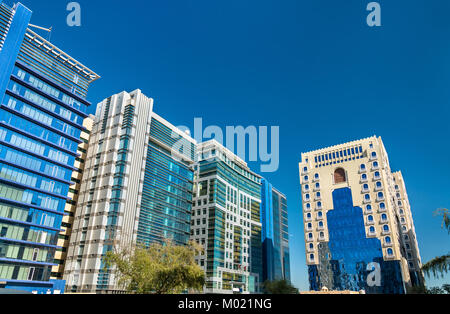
137 137 195 246
308 187 405 294
260 179 290 283
0 1 98 294
193 145 262 294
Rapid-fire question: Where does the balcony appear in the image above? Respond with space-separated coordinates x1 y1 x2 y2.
361 187 370 193
383 241 393 248
312 176 320 183
365 220 375 226
359 167 367 174
369 153 378 161
360 177 368 184
367 230 377 237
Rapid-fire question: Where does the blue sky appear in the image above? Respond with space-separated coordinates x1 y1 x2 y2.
13 0 450 290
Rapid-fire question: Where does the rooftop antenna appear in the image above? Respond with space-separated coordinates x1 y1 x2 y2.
28 24 52 41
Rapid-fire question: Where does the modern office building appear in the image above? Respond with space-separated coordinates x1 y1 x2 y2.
298 136 423 294
0 2 99 293
63 89 197 293
192 140 263 294
51 116 94 280
260 178 290 283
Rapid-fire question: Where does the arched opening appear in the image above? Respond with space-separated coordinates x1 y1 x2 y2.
334 168 346 183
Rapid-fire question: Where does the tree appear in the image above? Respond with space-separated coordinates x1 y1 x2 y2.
104 239 205 294
422 209 450 278
263 279 299 294
442 284 450 294
426 286 446 294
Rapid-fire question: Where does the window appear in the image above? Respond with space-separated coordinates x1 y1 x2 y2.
334 168 346 183
368 215 374 222
305 203 311 210
373 161 379 168
364 194 371 201
363 184 369 190
387 248 393 256
314 173 319 180
380 203 386 210
383 225 389 232
381 214 387 221
366 205 372 212
307 223 312 229
360 164 366 170
318 221 324 228
309 254 315 261
318 211 323 218
361 173 367 181
369 226 375 234
304 184 310 191
371 152 377 158
385 236 391 244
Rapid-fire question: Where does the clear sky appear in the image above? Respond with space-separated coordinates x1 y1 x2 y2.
12 0 450 290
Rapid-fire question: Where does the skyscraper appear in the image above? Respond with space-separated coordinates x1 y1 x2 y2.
64 89 197 293
0 2 98 293
51 116 94 281
298 136 423 294
192 140 263 294
260 178 290 283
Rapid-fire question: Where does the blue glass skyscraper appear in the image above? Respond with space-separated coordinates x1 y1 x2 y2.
0 1 99 293
260 178 290 283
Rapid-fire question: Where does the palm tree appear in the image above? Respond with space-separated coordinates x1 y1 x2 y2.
422 209 450 278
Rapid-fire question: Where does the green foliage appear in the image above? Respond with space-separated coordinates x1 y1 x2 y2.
104 239 205 294
435 208 450 234
262 279 299 294
426 285 449 294
421 209 450 279
422 254 450 279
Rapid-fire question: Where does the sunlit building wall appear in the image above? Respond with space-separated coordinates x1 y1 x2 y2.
298 136 423 294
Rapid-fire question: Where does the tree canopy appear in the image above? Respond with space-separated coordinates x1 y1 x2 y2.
262 279 299 294
422 209 450 279
104 239 205 294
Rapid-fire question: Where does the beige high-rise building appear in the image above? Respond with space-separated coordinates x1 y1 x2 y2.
51 116 94 280
298 136 423 294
